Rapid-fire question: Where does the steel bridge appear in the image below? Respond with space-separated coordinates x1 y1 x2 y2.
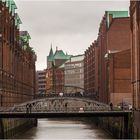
0 96 131 124
0 96 110 113
0 96 132 138
0 96 132 114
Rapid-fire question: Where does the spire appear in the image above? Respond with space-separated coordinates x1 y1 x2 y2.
48 44 54 61
49 44 53 55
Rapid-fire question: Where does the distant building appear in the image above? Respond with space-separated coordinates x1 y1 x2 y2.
47 46 71 69
46 47 71 94
64 55 84 93
97 11 131 104
36 70 46 94
84 41 99 98
46 66 64 94
47 47 54 69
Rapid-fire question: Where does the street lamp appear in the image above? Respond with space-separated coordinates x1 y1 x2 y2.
59 92 63 111
59 92 63 97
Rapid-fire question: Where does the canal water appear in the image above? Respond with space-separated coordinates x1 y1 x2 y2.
16 118 112 139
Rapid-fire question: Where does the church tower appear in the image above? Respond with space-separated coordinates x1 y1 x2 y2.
47 44 54 68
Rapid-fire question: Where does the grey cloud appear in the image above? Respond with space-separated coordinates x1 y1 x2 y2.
15 0 129 70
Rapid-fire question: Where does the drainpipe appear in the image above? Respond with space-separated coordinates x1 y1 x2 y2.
135 27 138 109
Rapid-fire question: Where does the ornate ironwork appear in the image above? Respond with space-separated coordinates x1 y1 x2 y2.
0 97 110 113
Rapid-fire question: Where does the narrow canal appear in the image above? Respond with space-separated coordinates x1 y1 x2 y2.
16 118 112 139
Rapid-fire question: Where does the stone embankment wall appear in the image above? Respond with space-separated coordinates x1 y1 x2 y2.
0 118 37 139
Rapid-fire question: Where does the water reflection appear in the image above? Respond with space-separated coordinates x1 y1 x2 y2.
17 119 112 139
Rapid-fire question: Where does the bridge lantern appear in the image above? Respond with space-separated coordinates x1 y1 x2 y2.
59 92 63 97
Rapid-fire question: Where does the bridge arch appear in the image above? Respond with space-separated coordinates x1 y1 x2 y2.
12 97 110 112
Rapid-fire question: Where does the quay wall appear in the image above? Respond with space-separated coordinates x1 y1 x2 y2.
0 118 37 139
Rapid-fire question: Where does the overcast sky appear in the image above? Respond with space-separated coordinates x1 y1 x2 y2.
14 0 130 70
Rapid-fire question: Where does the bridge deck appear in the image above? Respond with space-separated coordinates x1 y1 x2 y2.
0 111 132 118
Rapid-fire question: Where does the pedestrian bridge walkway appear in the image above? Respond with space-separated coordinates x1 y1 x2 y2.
0 96 132 115
0 96 110 113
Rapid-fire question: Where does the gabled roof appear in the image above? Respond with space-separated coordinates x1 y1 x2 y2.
47 47 72 63
54 50 68 60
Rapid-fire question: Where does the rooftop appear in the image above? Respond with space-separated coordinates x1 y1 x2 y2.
47 47 71 61
105 11 128 28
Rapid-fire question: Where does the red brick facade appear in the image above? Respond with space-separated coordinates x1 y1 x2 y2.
107 18 131 51
108 49 131 106
46 67 64 94
130 1 140 109
0 1 36 107
84 41 99 98
130 1 140 138
97 12 131 104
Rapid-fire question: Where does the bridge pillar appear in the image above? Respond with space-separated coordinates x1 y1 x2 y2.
0 119 4 139
34 119 38 127
124 115 129 139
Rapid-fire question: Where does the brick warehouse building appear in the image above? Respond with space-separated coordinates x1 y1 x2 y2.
107 49 131 106
97 11 131 104
130 1 140 138
46 47 71 94
84 41 99 98
0 1 36 138
0 1 36 107
46 66 64 94
130 1 140 110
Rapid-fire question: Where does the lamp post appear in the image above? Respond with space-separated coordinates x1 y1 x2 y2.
59 92 63 111
52 62 56 94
